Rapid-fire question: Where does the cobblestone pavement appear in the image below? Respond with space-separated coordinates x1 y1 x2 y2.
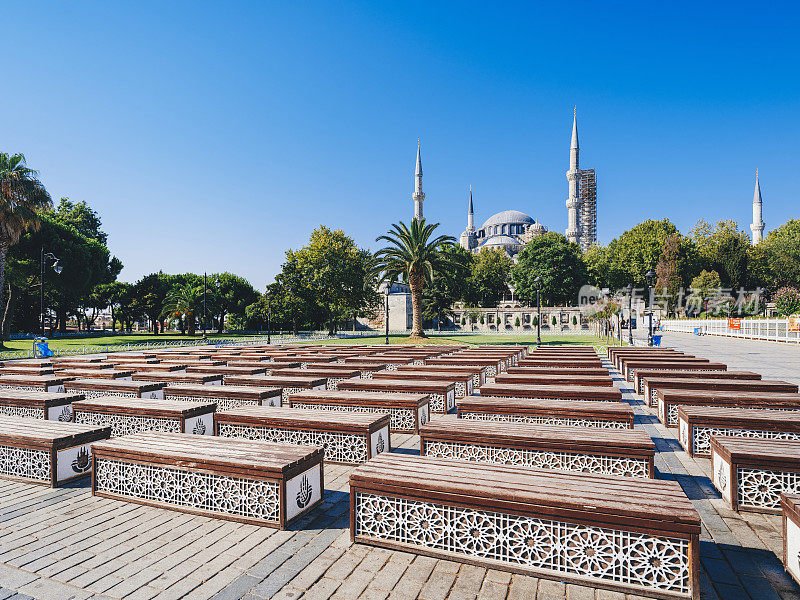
0 344 799 599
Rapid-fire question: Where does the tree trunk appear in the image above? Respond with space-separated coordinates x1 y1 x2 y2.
0 242 7 348
218 312 225 334
409 270 425 338
110 304 116 333
1 283 13 342
188 315 196 336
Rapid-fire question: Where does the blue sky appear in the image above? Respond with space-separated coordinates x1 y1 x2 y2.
2 2 797 289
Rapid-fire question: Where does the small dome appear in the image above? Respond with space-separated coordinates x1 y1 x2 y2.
480 210 535 229
480 234 521 247
531 221 545 231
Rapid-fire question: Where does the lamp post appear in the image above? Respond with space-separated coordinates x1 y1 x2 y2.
40 249 63 335
215 278 221 333
626 283 634 346
202 272 207 340
384 285 390 345
645 270 656 346
533 276 542 347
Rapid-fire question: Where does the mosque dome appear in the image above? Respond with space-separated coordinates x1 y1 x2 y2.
480 210 535 229
480 234 522 248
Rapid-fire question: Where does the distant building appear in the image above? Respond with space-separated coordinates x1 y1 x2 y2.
751 169 765 244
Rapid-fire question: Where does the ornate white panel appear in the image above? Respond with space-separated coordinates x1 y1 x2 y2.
290 403 419 432
692 426 800 457
74 411 181 437
459 412 627 429
217 422 369 463
0 385 46 393
0 445 51 482
737 468 800 511
354 493 691 596
56 444 93 482
282 385 326 404
424 440 648 478
786 517 800 584
679 418 690 452
80 390 138 400
285 463 322 521
711 451 732 505
166 394 260 412
95 458 280 522
0 405 45 419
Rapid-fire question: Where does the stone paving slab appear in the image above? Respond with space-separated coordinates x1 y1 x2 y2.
1 339 800 598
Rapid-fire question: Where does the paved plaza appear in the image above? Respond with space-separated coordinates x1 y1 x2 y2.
0 335 799 599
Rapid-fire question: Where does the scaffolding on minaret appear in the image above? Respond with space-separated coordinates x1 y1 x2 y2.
579 168 597 251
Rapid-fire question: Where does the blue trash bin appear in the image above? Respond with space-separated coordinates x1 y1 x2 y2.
652 335 662 347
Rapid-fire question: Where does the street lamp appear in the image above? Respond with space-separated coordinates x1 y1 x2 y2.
384 284 390 345
202 272 208 340
266 289 272 345
626 283 634 346
533 276 542 347
645 270 656 346
40 249 63 335
215 278 221 333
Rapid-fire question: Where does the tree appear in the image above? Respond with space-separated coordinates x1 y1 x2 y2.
374 219 456 338
690 219 750 289
690 270 722 315
210 272 259 333
0 154 52 345
422 245 473 328
774 287 800 317
762 220 800 290
133 273 176 334
469 247 512 307
49 198 107 245
654 233 696 316
511 232 588 306
95 281 130 332
583 245 622 291
605 219 681 289
161 283 201 335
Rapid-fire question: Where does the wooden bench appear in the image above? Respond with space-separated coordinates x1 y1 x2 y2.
0 416 109 487
0 390 84 421
507 366 609 377
421 415 655 477
0 366 55 376
519 357 603 368
132 371 223 386
479 383 622 402
269 367 360 391
780 494 800 585
677 406 800 457
643 377 797 408
656 389 800 427
451 351 516 370
338 378 456 414
458 396 634 429
164 383 283 410
0 374 67 393
185 365 269 377
226 375 327 404
73 396 216 436
64 379 165 400
92 432 323 528
396 363 487 389
607 348 680 369
113 362 187 372
494 373 613 387
621 359 716 382
59 369 134 381
371 370 474 398
215 406 390 464
289 390 429 433
711 437 800 513
52 362 114 371
634 368 757 395
423 357 504 380
350 454 699 599
342 357 414 370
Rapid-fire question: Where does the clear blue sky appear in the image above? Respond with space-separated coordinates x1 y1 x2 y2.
2 2 797 290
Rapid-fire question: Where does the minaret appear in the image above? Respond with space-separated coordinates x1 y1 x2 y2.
751 169 765 245
412 139 425 221
565 107 582 245
459 185 477 251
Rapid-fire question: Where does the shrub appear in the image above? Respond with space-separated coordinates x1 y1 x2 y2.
480 315 485 324
461 317 466 325
552 316 557 326
532 316 538 326
514 317 520 327
775 287 800 316
572 315 578 325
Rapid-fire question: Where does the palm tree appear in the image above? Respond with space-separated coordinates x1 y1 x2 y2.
374 219 456 338
0 154 52 346
160 283 201 335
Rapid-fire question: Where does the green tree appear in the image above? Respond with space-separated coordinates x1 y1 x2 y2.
762 220 800 290
690 219 750 289
469 247 512 307
774 287 800 317
94 281 129 332
374 219 456 338
583 245 622 291
422 245 473 329
511 232 588 306
133 272 177 334
161 282 201 335
0 154 52 344
605 219 681 289
49 198 107 245
690 270 722 315
654 233 696 315
209 272 259 333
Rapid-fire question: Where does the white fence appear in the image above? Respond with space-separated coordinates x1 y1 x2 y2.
661 318 800 345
